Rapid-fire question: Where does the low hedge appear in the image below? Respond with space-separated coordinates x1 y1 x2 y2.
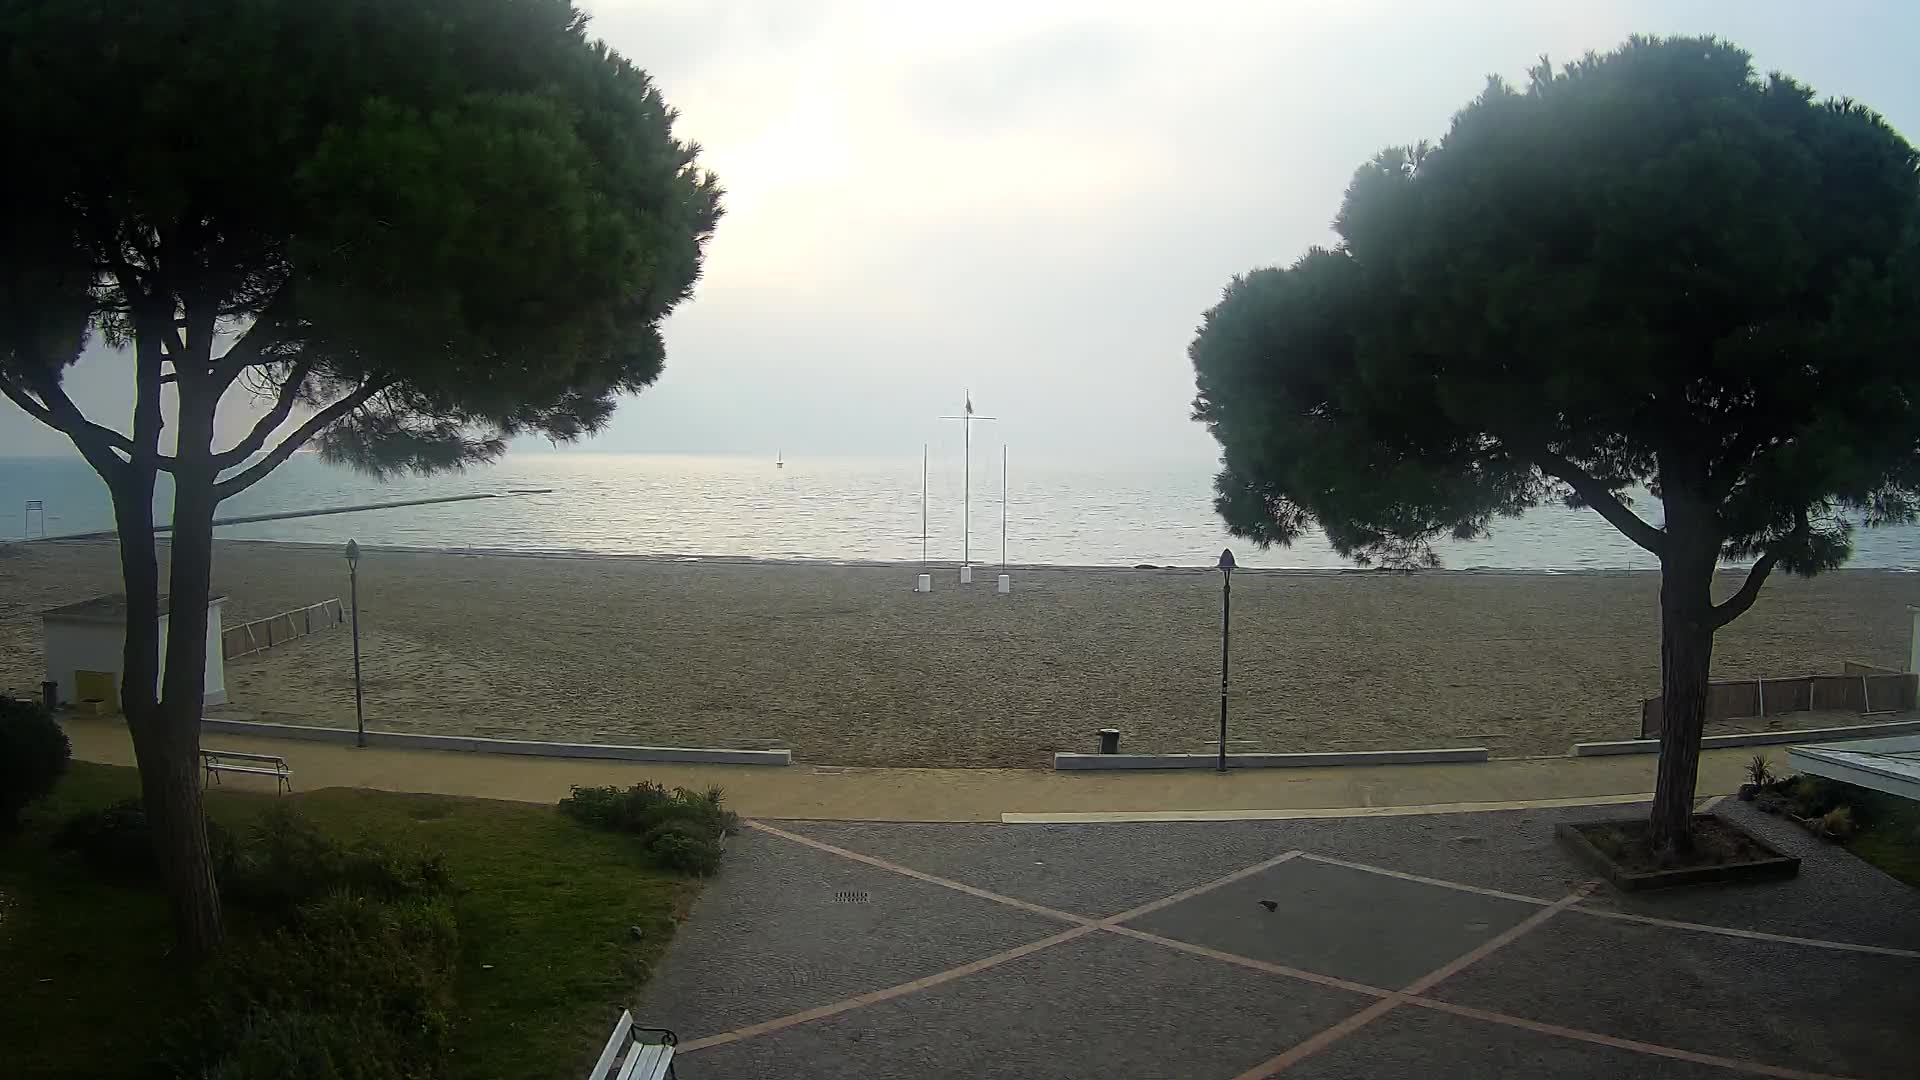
558 782 736 875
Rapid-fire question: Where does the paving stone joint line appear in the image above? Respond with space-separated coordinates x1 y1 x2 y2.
676 820 1881 1080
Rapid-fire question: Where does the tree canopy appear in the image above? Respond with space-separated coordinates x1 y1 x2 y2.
1 0 722 480
1193 35 1920 582
0 0 721 956
1190 35 1920 850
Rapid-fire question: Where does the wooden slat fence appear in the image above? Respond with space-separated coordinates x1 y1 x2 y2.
1640 665 1918 737
222 598 345 660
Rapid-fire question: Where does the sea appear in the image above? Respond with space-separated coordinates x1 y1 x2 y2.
4 452 1919 571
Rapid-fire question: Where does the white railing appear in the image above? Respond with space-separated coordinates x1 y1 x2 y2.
222 599 345 660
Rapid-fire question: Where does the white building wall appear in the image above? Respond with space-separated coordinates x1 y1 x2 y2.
43 598 227 707
42 620 126 705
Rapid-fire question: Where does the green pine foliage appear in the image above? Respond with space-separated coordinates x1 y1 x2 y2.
1192 35 1920 574
1189 34 1920 842
0 0 722 474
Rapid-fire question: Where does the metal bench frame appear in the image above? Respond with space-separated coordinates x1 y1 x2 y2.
201 749 292 795
588 1010 676 1080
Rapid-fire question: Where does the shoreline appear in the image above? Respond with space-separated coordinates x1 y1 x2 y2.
6 539 1917 769
12 534 1914 577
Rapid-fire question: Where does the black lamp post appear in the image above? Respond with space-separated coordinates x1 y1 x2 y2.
346 539 365 748
1216 547 1235 773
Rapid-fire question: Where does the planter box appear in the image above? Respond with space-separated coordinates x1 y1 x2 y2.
1555 813 1800 891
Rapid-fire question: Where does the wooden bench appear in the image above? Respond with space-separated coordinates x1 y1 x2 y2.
201 749 292 795
588 1010 676 1080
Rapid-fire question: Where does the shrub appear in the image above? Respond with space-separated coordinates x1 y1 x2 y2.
559 782 735 874
642 820 724 876
1788 776 1840 819
202 1011 412 1080
557 782 647 831
1819 806 1857 841
179 892 460 1079
224 807 450 917
0 694 70 832
1744 754 1774 788
53 798 236 882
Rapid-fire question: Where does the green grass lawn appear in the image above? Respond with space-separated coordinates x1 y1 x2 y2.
0 763 701 1080
1844 791 1920 888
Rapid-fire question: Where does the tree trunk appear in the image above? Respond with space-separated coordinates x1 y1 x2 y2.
1650 524 1718 854
152 380 226 958
127 694 223 956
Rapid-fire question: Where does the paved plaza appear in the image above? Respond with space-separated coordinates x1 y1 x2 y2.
643 800 1920 1079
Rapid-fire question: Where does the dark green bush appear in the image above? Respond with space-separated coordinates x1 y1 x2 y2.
0 694 70 832
202 1011 413 1080
177 892 459 1079
558 782 735 874
556 782 641 830
641 820 723 876
224 808 450 916
53 798 235 882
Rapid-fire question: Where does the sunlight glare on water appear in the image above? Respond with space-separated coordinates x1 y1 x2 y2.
4 452 1919 570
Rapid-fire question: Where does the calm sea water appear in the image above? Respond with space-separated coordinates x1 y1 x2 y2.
4 452 1919 570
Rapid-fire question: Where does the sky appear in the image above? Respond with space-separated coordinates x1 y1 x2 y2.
5 0 1918 465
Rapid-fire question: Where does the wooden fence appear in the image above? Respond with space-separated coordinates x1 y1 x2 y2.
222 599 345 660
1640 665 1917 737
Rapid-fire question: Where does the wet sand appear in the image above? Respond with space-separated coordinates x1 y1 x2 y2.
1 540 1912 767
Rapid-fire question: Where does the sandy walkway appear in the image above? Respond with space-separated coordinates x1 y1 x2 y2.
1 540 1913 767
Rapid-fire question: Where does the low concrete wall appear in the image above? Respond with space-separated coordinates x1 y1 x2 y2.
199 717 791 766
1053 747 1490 771
1573 717 1920 757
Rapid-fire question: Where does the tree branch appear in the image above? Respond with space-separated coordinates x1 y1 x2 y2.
213 380 391 500
1534 450 1667 556
209 284 297 389
212 358 314 468
1711 550 1779 630
2 370 131 480
0 368 165 466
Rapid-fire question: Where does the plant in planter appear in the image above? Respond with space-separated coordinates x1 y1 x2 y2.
1739 754 1775 801
1818 806 1857 841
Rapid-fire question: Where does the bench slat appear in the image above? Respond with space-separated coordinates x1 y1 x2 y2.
207 765 285 777
202 750 288 767
615 1043 671 1080
586 1010 634 1080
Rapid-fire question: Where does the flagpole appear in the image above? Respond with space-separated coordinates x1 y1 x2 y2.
940 393 995 573
921 443 928 566
1001 443 1007 569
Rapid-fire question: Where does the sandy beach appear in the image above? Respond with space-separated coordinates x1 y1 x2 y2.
1 539 1913 767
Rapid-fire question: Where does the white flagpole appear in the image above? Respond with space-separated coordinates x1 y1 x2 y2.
1001 444 1007 569
940 392 996 571
922 443 928 565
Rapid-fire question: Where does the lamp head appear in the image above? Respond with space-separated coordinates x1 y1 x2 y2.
345 539 360 568
1217 547 1236 572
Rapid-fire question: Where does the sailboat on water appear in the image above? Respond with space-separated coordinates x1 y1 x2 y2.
776 450 783 469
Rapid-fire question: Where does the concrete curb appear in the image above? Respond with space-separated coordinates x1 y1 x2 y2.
1571 718 1920 757
198 717 792 766
1052 747 1490 771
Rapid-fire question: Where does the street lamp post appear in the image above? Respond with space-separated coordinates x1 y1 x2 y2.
1217 547 1235 773
346 539 365 748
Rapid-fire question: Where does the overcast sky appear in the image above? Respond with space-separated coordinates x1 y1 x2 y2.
6 1 1917 464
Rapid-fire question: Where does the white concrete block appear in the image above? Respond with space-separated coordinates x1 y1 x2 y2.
915 573 932 593
960 565 973 584
997 574 1011 594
